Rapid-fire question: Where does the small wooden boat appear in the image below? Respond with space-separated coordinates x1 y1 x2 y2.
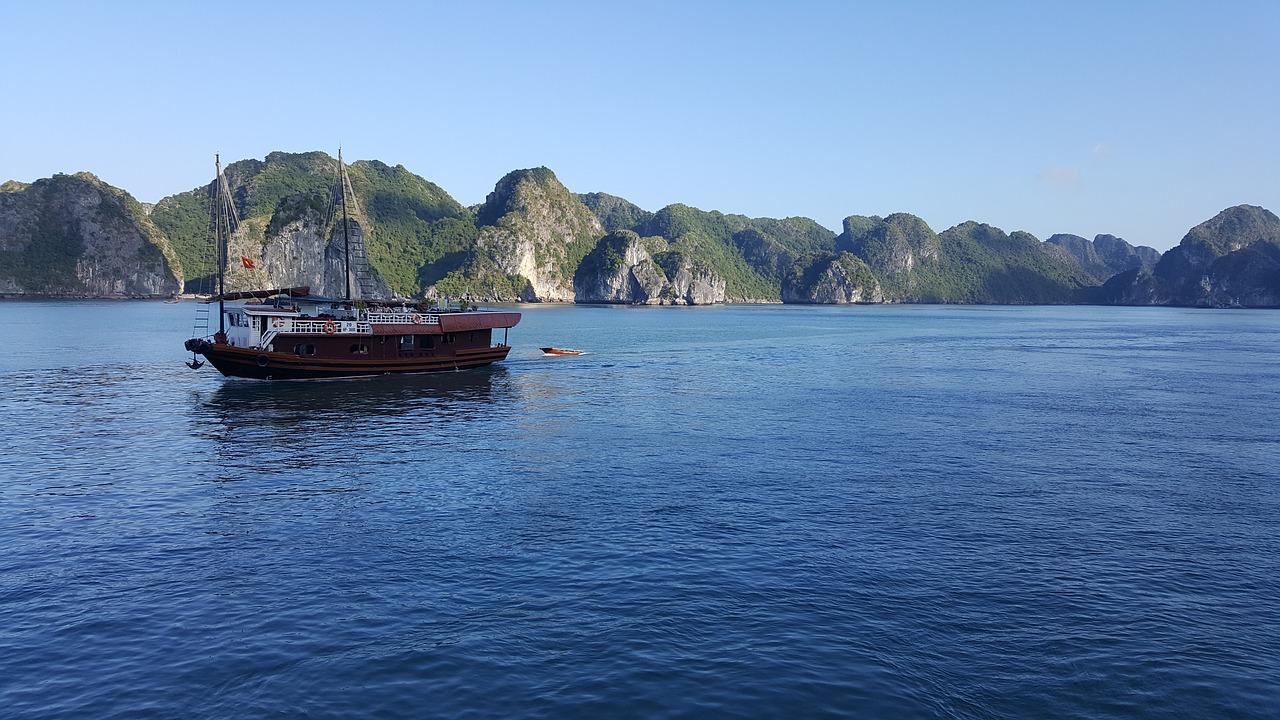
541 347 584 356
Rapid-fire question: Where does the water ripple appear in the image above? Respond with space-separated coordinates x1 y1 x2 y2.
1 303 1278 719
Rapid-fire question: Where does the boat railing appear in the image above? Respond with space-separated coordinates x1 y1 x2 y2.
364 311 441 325
265 319 372 335
258 319 373 348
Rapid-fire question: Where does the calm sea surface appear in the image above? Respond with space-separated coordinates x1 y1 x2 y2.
1 301 1277 719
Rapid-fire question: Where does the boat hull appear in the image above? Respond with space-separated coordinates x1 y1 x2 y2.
187 340 512 380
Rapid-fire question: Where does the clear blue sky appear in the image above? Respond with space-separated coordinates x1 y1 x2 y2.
3 0 1276 251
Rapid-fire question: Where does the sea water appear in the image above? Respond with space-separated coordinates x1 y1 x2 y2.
1 301 1277 719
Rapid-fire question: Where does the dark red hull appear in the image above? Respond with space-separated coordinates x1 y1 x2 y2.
188 340 512 380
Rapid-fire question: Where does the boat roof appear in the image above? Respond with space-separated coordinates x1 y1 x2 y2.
229 292 361 306
215 286 310 301
225 292 470 311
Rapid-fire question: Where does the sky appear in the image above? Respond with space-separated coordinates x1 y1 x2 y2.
2 0 1276 251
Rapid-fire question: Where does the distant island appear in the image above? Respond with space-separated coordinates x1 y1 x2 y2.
2 152 1277 307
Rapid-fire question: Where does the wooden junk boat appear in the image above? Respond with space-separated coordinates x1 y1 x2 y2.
184 152 520 380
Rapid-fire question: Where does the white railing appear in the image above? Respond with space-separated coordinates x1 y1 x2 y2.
255 313 442 349
280 319 369 334
259 320 372 347
364 311 441 325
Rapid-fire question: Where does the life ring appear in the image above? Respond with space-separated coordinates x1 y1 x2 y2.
272 318 284 329
324 320 337 334
412 314 423 324
256 354 270 367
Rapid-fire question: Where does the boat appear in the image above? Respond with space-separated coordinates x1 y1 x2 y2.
183 152 520 380
541 347 584 356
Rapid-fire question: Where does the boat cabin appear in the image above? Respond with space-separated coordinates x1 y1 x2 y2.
217 293 515 363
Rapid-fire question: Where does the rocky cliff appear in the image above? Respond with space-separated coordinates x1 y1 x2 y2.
573 230 667 304
471 168 604 302
255 206 392 300
609 204 836 302
573 230 726 304
1044 233 1160 282
151 152 467 299
6 152 1277 309
833 214 1091 303
0 174 179 297
578 192 653 233
837 213 940 298
839 213 940 277
782 252 883 304
1098 205 1280 307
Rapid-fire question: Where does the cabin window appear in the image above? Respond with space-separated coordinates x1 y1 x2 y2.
441 333 455 344
294 344 317 356
400 335 414 350
349 343 369 355
419 336 435 349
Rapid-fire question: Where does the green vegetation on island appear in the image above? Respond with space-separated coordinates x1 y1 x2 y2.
3 151 1276 307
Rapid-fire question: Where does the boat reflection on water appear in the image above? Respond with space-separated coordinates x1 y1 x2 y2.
198 366 515 442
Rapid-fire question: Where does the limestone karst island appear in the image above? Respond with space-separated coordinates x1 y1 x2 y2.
2 151 1277 307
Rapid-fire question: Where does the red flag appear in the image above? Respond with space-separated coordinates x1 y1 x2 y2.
241 256 256 269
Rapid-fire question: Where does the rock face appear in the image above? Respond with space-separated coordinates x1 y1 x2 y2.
838 213 940 280
8 153 1277 309
664 261 727 305
573 230 666 303
1099 205 1280 307
734 228 795 283
256 211 392 300
832 213 1089 303
152 152 445 299
599 203 834 302
782 252 883 304
0 174 179 296
573 230 726 304
1045 233 1160 281
257 203 330 293
578 192 653 233
474 168 604 302
1096 234 1161 272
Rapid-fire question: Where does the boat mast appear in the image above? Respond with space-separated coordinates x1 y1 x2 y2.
215 153 227 334
339 148 352 302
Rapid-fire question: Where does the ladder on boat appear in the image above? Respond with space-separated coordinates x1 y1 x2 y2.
193 302 211 338
188 158 231 346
